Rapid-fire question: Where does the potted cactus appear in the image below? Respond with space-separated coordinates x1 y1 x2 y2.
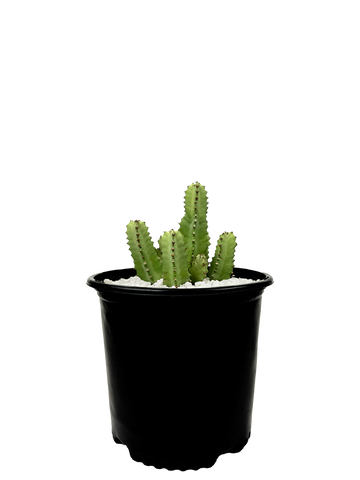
87 182 273 471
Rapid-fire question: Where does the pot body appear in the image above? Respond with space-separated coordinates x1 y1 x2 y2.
87 268 273 470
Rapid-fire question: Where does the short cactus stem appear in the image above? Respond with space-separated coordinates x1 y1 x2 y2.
189 254 208 283
208 232 237 281
126 220 162 284
158 230 190 287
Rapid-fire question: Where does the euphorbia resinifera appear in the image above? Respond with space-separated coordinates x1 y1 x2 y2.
123 178 240 288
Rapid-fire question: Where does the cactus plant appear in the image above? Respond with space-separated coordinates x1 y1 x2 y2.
125 182 237 287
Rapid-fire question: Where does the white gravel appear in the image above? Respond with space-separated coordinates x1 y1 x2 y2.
103 275 261 289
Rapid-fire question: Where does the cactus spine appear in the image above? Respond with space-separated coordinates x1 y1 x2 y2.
126 220 162 283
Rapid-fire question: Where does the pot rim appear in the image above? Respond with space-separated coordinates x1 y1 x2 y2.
87 267 274 296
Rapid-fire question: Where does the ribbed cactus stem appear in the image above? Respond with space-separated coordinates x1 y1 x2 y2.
179 181 210 266
208 232 237 281
158 229 190 287
126 220 162 284
189 254 208 283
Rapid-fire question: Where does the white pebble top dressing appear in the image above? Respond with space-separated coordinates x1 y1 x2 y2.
103 275 261 289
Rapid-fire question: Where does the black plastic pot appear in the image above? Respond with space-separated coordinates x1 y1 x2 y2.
87 267 273 471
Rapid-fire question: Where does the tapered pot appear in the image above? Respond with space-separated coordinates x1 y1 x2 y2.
87 267 273 471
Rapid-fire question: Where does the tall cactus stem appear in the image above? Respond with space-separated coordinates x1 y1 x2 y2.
179 182 210 266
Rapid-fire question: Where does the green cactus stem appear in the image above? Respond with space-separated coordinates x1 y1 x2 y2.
126 220 162 284
158 229 190 288
208 232 237 281
179 181 210 266
189 254 208 283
